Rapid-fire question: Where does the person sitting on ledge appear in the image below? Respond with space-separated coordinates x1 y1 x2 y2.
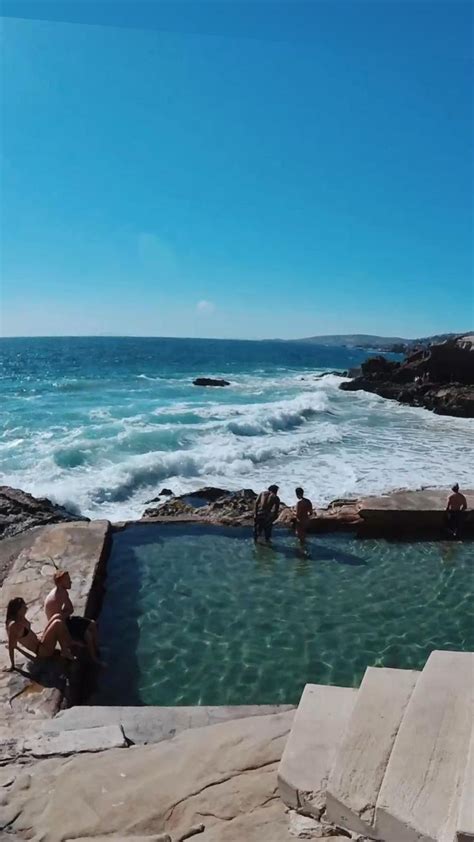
294 487 313 550
5 597 74 671
44 570 102 665
446 483 467 539
254 484 280 544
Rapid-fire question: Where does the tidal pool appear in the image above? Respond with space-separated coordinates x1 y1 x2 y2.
90 524 473 705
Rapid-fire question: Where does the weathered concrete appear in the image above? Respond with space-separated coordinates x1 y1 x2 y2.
456 731 474 842
358 489 474 537
325 666 419 836
44 704 295 745
2 711 295 842
24 725 127 757
277 683 357 816
0 521 110 723
376 650 474 842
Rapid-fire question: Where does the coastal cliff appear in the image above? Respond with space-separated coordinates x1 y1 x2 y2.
340 335 474 417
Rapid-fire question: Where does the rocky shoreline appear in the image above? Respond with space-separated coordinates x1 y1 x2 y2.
340 334 474 417
1 484 473 557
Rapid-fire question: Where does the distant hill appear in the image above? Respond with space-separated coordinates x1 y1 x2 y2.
297 333 468 351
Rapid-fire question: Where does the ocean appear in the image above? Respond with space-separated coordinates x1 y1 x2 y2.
1 336 473 521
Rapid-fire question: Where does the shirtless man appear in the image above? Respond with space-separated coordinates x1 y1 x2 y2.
446 483 467 539
294 487 313 550
44 571 102 664
254 485 280 544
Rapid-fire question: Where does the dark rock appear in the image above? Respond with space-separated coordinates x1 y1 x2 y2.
160 488 174 497
313 370 348 379
187 487 230 503
0 486 88 540
193 378 231 387
141 487 259 524
340 336 474 417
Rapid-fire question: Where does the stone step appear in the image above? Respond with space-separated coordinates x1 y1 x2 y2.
45 704 294 745
277 683 357 817
376 650 474 842
24 724 127 757
325 666 419 837
456 731 474 842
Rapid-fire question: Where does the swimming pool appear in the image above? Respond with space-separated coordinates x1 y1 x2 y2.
90 525 473 706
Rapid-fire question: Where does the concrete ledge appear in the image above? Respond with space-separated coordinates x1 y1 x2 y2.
456 732 474 842
278 683 357 817
0 521 110 723
326 667 419 837
25 724 127 757
358 490 474 537
44 704 295 745
376 650 474 842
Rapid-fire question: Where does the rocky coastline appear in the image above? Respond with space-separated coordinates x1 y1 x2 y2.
340 334 474 417
1 484 473 556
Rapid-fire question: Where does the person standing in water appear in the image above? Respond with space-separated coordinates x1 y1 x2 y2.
254 484 280 544
294 487 313 550
446 483 467 539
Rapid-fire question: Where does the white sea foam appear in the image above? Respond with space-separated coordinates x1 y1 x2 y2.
1 371 473 521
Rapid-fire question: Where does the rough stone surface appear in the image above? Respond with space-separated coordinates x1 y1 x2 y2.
376 650 474 842
278 684 357 816
140 485 474 537
0 521 110 723
0 485 87 547
2 711 296 842
24 725 127 757
340 336 474 417
358 489 474 537
326 667 419 836
456 731 474 842
44 704 294 745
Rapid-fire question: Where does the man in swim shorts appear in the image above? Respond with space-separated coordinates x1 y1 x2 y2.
294 487 313 549
44 570 102 664
446 483 467 539
254 484 280 544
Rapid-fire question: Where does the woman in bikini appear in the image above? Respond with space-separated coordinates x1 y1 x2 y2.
5 597 75 671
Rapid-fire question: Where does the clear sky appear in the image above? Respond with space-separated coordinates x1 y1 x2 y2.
1 0 473 339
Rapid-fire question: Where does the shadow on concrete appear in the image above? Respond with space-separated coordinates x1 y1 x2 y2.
86 528 143 705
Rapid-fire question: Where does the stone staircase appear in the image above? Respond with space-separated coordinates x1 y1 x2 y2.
278 650 474 842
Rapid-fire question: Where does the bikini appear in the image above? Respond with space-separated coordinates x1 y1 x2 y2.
19 621 40 655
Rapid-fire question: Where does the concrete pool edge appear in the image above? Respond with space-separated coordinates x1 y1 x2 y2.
117 487 474 539
0 520 111 735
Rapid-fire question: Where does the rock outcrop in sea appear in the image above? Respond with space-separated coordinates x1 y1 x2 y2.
193 377 231 387
0 485 88 540
340 334 474 417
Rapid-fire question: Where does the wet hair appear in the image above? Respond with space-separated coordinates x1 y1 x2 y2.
268 484 279 494
54 569 68 585
295 487 304 498
452 483 460 493
6 598 25 625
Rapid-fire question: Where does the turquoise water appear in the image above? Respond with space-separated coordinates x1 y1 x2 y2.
1 337 473 522
91 525 474 706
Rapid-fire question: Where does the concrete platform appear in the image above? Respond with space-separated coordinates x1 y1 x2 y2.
277 683 357 816
0 521 110 724
326 666 419 836
376 650 474 842
358 489 474 537
457 732 474 842
44 704 295 745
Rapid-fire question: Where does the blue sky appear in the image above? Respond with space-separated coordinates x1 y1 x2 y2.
1 0 472 339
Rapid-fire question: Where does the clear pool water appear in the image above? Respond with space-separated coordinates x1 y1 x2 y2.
91 525 473 706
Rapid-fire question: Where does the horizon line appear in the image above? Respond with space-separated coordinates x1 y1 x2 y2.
0 330 470 343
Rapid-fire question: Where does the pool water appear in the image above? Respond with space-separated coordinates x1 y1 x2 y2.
91 525 473 706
